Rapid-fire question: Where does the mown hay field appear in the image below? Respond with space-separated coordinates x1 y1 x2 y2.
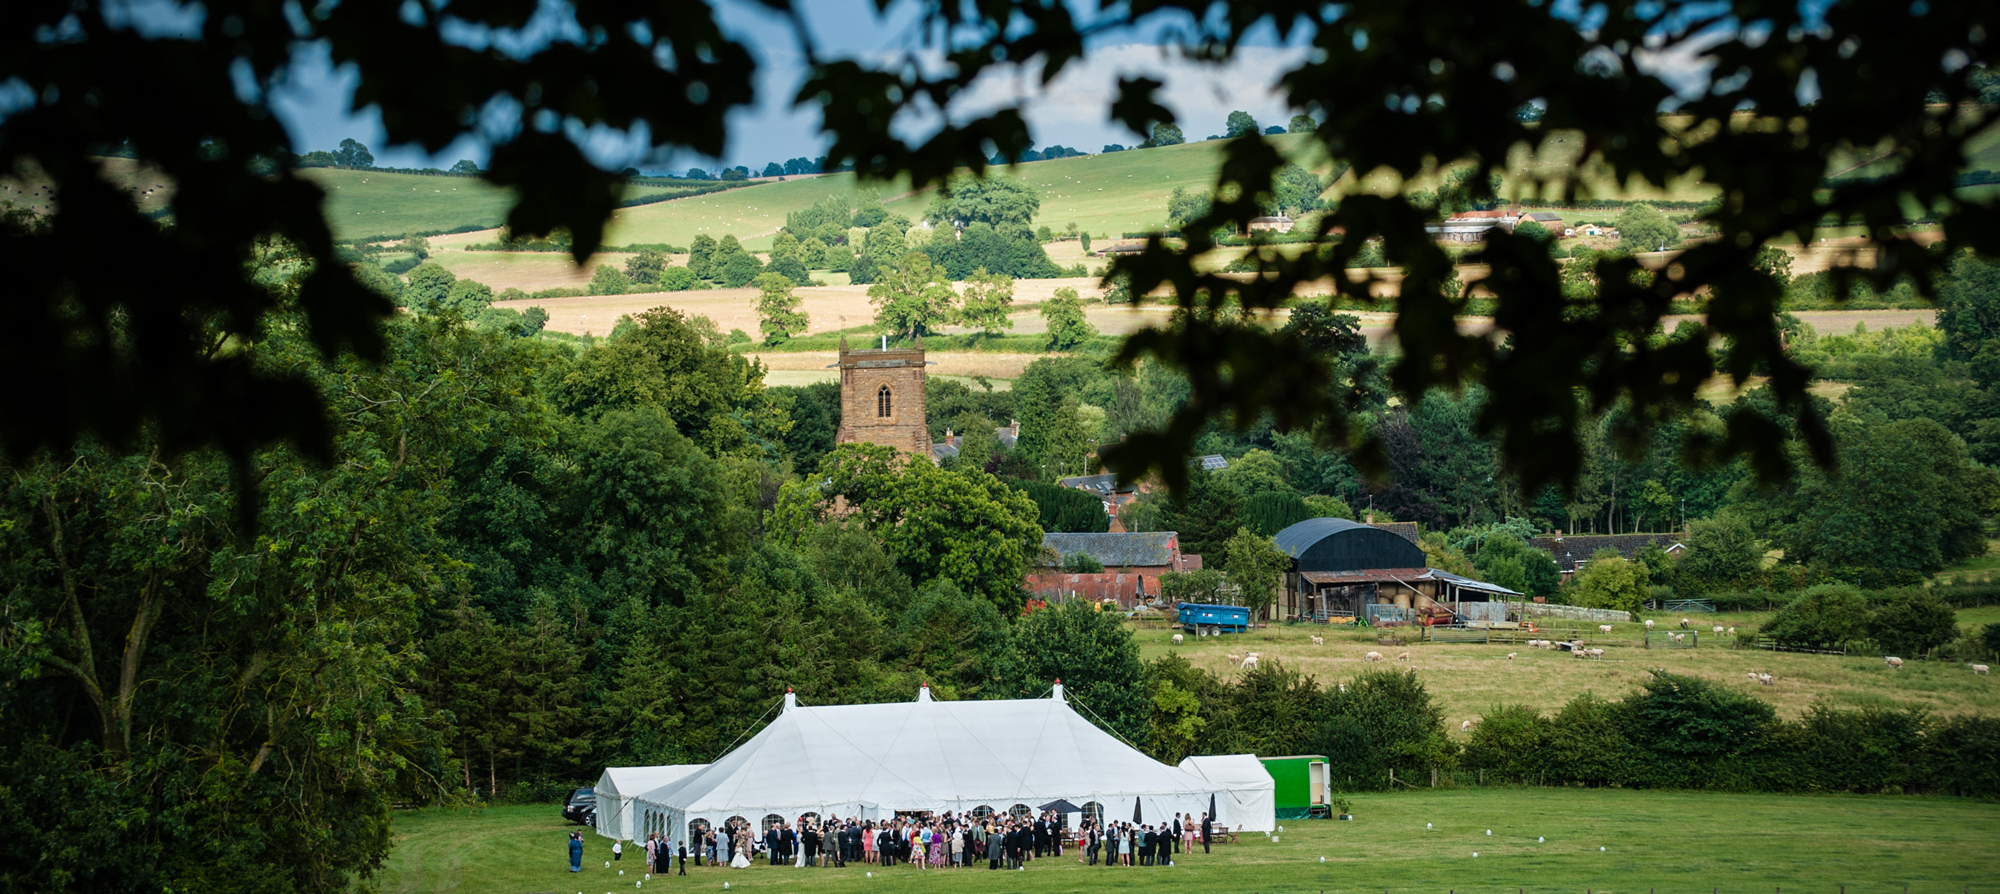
1130 607 2000 726
377 791 2000 894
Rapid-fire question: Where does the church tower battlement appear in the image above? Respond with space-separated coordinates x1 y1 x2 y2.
834 337 932 460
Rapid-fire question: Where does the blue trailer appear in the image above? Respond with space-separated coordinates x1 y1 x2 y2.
1179 602 1252 636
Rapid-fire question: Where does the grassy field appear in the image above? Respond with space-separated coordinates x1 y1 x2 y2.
376 792 2000 894
1130 608 2000 726
305 169 715 243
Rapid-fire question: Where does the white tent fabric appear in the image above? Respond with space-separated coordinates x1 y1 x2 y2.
630 686 1220 843
595 764 708 840
1176 754 1276 832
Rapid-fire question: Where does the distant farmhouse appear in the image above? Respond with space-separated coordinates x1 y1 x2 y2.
1529 532 1685 581
1246 215 1295 234
1425 208 1564 243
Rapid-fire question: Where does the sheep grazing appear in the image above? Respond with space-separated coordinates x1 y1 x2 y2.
1885 656 1905 669
1396 652 1411 662
1758 673 1774 686
1680 618 1691 629
1240 656 1260 671
1588 648 1605 659
1599 624 1615 634
1310 635 1324 646
1364 651 1383 662
1460 720 1472 731
1643 619 1655 630
1171 633 1184 645
1713 626 1726 634
1747 672 1760 682
1227 653 1244 665
1728 627 1736 635
1972 664 1990 676
1507 652 1517 661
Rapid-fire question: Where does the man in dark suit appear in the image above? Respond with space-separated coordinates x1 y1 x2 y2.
1033 815 1047 858
765 824 780 865
1172 815 1182 855
677 839 688 875
1141 825 1155 866
1200 812 1212 854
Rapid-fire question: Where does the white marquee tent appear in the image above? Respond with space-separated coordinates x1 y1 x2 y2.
629 684 1222 843
1176 754 1276 832
595 764 708 840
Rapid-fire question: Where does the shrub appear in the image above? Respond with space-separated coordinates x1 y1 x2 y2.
1621 670 1775 786
1012 479 1111 534
1460 705 1549 775
1763 584 1870 649
1574 549 1650 613
1868 589 1960 657
1314 669 1454 787
661 267 698 291
1061 552 1105 573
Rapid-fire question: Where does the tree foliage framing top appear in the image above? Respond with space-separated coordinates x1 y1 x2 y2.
6 0 1998 511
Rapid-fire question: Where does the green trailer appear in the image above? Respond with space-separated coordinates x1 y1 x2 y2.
1257 754 1330 819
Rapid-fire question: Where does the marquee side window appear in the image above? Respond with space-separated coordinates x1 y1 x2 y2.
877 385 893 418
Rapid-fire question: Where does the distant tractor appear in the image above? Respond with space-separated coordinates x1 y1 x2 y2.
1180 602 1252 637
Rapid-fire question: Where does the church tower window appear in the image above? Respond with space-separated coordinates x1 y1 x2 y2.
877 385 893 418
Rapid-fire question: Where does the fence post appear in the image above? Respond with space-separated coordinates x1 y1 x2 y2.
1430 768 1438 788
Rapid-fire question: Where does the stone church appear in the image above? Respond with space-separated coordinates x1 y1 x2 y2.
834 337 932 459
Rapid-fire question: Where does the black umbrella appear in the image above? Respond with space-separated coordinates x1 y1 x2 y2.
1038 799 1083 814
1132 797 1143 823
1208 792 1216 821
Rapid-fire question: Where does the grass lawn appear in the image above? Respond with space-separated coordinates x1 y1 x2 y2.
1131 608 2000 724
376 790 2000 894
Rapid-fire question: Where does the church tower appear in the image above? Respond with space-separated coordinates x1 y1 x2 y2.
835 337 932 459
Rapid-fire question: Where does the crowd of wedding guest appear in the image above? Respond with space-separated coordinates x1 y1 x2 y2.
587 808 1219 875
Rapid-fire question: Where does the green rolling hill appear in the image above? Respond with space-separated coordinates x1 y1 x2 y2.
304 168 735 243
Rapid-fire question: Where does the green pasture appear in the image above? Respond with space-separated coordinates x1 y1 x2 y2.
1128 607 2000 724
376 791 2000 894
605 174 917 251
306 169 706 243
602 139 1318 251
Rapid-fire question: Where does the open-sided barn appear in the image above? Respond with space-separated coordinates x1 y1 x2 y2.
1275 518 1518 624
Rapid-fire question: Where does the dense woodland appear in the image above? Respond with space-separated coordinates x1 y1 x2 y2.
4 247 2000 892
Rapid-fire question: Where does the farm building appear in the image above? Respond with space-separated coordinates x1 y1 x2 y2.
1275 517 1520 624
1039 531 1195 574
594 764 708 840
1530 532 1685 580
1029 531 1200 608
1257 754 1331 819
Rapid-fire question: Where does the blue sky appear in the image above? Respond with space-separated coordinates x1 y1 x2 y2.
261 0 1317 173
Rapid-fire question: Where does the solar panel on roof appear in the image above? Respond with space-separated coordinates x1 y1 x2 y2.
1198 455 1229 471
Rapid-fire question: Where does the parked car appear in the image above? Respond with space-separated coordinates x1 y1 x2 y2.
561 787 596 827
